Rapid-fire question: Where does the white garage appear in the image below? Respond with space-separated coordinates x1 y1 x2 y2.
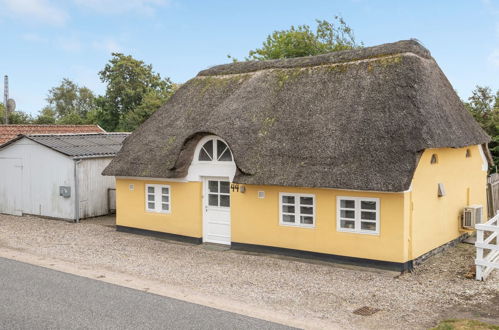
0 133 129 221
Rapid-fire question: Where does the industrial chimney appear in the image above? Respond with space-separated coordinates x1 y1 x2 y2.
3 75 7 124
3 75 15 125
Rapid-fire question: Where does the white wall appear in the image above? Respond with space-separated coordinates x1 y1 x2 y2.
0 138 75 219
77 157 115 218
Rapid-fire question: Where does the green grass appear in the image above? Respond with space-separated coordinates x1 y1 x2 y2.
433 319 499 330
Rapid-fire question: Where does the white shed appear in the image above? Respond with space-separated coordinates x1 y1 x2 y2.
0 133 129 221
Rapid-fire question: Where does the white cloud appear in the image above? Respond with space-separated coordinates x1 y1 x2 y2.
69 65 105 94
57 36 82 52
73 0 168 15
0 0 68 26
92 38 122 53
483 0 499 15
22 33 48 43
56 36 123 54
488 48 499 68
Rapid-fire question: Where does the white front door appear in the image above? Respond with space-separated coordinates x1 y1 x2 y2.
203 177 231 245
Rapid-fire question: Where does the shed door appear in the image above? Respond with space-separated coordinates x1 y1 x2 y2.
203 178 231 245
0 158 23 216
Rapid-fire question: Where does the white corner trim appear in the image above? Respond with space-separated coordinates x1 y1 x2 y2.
478 145 489 172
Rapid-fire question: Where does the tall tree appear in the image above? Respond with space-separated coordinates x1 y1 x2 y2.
33 106 57 124
120 88 177 132
0 103 33 124
98 53 175 131
464 86 499 168
465 86 499 127
242 17 361 61
46 78 97 124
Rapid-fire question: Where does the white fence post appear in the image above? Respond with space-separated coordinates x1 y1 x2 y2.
476 229 484 280
475 214 499 281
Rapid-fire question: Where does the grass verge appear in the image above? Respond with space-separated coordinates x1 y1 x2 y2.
433 319 499 330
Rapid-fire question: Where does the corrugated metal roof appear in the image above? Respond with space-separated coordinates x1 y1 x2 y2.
0 125 104 145
22 133 130 158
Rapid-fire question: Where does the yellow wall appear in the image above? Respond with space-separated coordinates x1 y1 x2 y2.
114 145 487 265
116 178 202 238
232 186 407 263
409 145 488 259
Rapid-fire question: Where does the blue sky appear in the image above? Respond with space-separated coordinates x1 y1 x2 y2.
1 0 499 115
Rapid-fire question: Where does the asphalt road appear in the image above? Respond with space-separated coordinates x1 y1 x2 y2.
0 257 296 330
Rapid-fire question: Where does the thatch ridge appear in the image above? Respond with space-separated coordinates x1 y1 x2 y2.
103 40 489 192
198 39 431 76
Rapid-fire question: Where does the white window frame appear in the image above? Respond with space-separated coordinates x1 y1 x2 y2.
279 193 316 228
206 179 231 208
195 136 233 164
337 196 380 235
145 184 171 214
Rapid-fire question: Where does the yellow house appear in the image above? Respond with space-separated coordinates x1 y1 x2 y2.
103 40 491 271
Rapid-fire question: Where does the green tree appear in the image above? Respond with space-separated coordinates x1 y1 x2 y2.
98 53 175 131
33 106 57 124
465 86 499 127
120 88 177 131
241 17 361 61
0 104 33 124
464 86 499 168
46 78 98 124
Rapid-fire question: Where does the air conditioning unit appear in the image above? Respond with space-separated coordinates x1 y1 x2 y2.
462 205 483 229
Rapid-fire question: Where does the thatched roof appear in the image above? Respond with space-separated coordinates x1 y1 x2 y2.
103 40 490 192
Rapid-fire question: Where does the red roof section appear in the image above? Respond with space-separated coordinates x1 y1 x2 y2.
0 125 105 145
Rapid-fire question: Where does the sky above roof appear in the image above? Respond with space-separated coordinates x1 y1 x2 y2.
1 0 498 115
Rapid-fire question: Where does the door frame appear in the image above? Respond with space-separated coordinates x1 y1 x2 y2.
0 157 23 216
202 176 231 245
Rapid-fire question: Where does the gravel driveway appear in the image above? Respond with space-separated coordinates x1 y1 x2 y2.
0 214 497 329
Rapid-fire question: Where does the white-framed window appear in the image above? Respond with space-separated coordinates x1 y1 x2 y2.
145 184 171 214
207 180 231 207
279 193 315 227
198 137 233 162
337 196 379 235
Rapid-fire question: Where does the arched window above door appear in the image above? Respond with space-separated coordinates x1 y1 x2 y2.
198 137 233 162
186 135 236 182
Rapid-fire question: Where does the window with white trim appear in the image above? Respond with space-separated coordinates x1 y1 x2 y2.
207 180 230 207
279 193 315 227
145 184 171 213
198 137 233 162
337 197 379 234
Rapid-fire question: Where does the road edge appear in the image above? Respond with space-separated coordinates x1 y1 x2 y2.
0 247 338 330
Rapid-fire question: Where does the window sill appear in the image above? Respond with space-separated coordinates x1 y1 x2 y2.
145 210 171 215
337 228 379 236
279 222 315 229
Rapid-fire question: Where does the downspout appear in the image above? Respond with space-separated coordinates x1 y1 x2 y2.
74 159 81 223
408 191 414 270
